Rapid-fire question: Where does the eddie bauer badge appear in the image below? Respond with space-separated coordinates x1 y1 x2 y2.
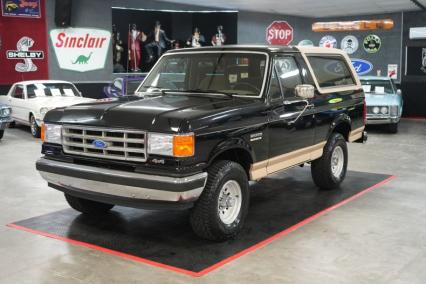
363 34 381 54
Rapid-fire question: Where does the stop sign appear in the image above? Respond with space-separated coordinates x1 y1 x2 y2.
266 21 294 45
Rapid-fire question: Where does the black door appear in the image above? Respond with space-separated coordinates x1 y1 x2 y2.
267 54 315 174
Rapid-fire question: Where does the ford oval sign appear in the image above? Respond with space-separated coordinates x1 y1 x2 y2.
351 59 373 75
93 139 107 149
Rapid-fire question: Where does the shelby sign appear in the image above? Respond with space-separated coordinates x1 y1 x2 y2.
50 28 111 72
266 21 294 45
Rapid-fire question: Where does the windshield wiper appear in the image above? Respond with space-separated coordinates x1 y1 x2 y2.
180 89 235 98
139 86 171 96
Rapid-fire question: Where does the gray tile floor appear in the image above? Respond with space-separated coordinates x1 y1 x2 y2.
0 119 425 283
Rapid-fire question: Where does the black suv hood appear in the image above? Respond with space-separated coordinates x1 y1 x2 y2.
45 94 262 133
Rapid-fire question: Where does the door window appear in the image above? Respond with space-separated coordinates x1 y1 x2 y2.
12 85 25 99
274 57 303 98
268 68 283 101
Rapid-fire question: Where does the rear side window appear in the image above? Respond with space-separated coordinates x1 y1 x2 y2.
307 55 355 88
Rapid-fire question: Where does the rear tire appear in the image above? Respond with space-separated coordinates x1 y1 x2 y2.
30 115 41 138
388 123 398 134
65 194 114 215
190 160 249 241
0 130 4 140
311 133 348 190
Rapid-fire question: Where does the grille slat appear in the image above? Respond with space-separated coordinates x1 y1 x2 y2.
62 126 147 162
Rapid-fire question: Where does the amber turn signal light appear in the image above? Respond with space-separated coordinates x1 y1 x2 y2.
173 135 194 157
40 124 46 142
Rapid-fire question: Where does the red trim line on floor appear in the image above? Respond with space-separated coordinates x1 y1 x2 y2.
6 175 397 278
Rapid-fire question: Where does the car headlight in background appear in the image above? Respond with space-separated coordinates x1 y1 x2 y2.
0 107 11 117
373 106 380 114
148 133 194 157
41 124 62 144
40 107 50 117
390 105 399 116
380 106 388 114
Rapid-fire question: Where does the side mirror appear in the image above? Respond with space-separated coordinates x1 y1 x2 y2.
396 89 402 96
295 84 315 99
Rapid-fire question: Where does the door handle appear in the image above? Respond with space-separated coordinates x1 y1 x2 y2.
282 100 313 124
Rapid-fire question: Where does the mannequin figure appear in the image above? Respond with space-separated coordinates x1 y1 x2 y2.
186 27 205 48
128 24 146 72
145 21 174 63
211 25 226 46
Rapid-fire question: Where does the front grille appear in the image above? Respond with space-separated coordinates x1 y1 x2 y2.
62 125 147 162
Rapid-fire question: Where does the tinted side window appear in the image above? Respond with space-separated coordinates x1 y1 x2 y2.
274 57 302 97
268 69 282 101
12 85 24 99
307 55 355 88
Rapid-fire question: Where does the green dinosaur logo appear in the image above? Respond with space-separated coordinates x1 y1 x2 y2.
72 52 93 64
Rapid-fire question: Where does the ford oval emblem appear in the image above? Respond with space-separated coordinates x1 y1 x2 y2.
93 139 107 149
351 59 373 75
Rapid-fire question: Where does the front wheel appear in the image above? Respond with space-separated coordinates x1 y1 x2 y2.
30 115 41 138
311 133 348 190
65 194 114 215
0 130 4 140
388 123 398 134
190 160 249 241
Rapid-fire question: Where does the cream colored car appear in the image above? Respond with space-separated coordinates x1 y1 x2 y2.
0 80 94 138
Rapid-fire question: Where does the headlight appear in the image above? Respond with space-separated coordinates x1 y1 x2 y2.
0 108 11 117
380 106 388 114
40 107 50 117
41 124 62 144
148 133 194 157
390 105 399 116
373 106 380 114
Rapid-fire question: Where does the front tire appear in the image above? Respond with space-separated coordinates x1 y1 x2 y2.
30 115 41 138
65 194 114 215
190 160 249 241
0 130 4 140
388 123 398 134
311 133 348 190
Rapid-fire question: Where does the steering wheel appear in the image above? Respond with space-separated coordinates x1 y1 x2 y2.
232 82 260 93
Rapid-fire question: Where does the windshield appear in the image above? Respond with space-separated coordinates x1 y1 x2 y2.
137 52 267 97
361 79 394 94
27 83 80 98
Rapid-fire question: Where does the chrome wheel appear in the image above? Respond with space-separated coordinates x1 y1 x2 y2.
331 146 344 178
30 116 38 136
218 180 242 225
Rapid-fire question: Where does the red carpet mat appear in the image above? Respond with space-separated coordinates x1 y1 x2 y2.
8 168 394 277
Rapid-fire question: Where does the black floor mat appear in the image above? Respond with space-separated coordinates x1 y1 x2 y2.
10 168 392 276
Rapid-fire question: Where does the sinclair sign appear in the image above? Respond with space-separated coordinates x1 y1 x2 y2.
50 28 111 72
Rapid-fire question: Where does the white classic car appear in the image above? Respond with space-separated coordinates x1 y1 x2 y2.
0 80 94 137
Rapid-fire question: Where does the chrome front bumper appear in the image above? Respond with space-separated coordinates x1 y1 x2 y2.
0 118 12 130
366 116 400 125
36 158 208 209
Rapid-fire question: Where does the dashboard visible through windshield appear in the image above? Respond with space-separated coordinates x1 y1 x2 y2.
137 52 268 97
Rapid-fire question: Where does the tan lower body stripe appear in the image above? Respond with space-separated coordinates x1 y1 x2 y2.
249 141 326 181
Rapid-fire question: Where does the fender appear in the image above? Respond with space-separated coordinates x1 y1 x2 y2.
327 113 352 140
207 137 254 166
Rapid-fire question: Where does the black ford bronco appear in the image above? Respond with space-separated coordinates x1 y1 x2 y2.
37 45 367 241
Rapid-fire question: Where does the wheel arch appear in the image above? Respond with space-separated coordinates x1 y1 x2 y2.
207 138 255 179
328 114 352 141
